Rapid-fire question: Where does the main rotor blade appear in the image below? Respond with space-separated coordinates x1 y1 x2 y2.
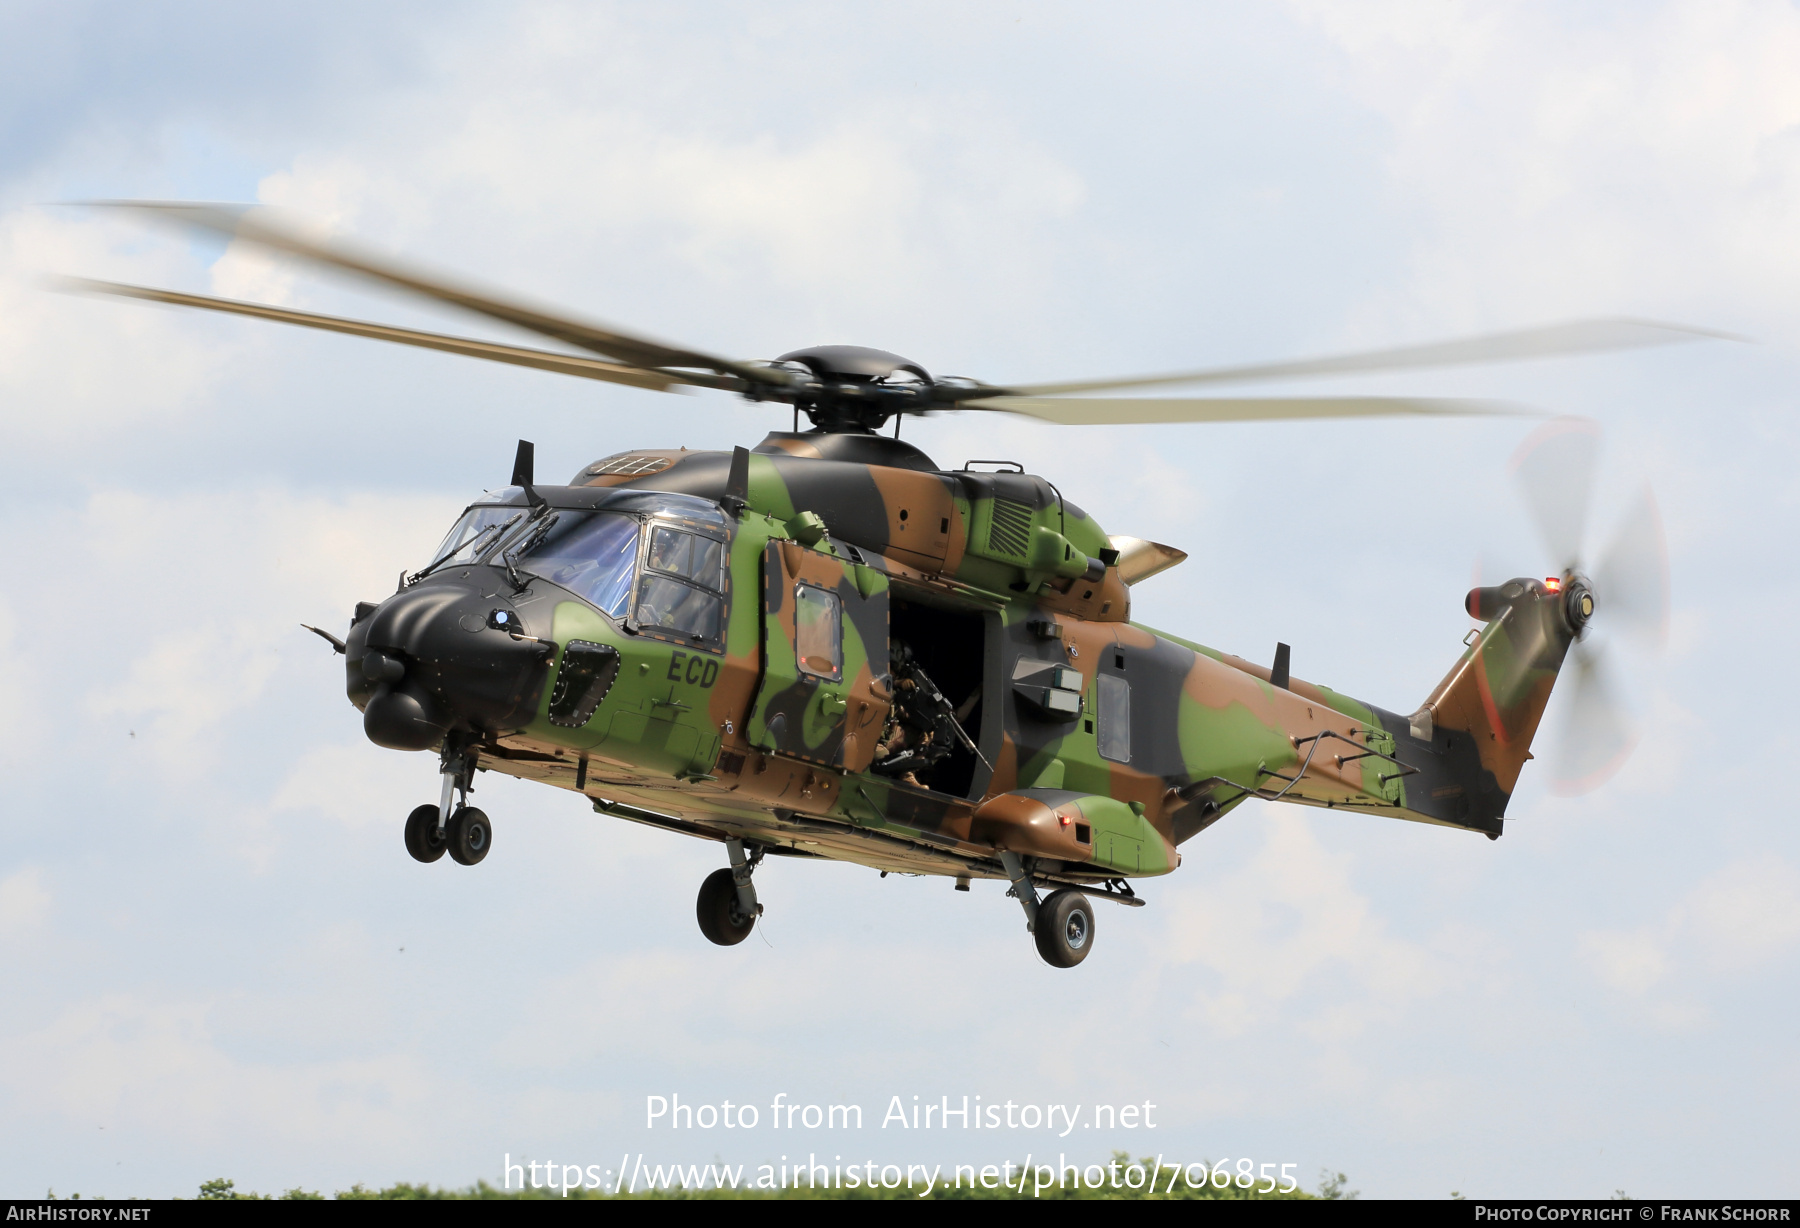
960 393 1518 426
1551 641 1637 795
81 201 781 389
1002 319 1736 397
1592 486 1670 649
1511 416 1601 572
57 277 703 393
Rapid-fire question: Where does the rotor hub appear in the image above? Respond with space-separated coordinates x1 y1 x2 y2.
1562 574 1596 635
772 346 935 432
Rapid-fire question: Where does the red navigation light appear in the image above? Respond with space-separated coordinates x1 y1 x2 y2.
1059 813 1072 827
1544 576 1562 593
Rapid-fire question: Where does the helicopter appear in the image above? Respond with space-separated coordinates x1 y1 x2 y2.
64 203 1697 967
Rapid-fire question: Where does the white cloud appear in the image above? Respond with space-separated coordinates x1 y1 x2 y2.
221 16 1087 360
67 488 448 780
0 992 443 1149
1675 858 1800 969
1161 809 1461 1040
0 868 51 938
0 209 237 440
1579 926 1668 994
1579 855 1800 997
1292 0 1800 332
0 597 37 750
269 743 423 832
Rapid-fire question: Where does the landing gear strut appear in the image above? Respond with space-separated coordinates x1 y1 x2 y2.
1000 850 1095 968
404 743 490 866
697 839 764 946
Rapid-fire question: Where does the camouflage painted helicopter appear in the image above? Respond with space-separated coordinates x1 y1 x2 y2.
68 204 1693 966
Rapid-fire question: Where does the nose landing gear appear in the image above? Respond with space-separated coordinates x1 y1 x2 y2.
697 839 764 946
403 743 491 866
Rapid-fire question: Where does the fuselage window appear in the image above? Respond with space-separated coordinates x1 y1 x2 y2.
793 583 843 681
1097 673 1131 763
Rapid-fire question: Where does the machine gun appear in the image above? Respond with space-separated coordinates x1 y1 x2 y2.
871 642 989 784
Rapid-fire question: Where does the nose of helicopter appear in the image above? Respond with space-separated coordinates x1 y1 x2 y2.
345 577 555 751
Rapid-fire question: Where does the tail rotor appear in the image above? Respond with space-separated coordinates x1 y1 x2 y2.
1504 418 1670 795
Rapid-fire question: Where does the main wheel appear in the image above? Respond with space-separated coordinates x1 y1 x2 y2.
1034 890 1095 968
447 806 492 866
696 867 755 946
404 804 447 863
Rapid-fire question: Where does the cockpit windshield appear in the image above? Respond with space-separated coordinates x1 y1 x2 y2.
419 494 729 647
510 511 641 618
424 504 524 573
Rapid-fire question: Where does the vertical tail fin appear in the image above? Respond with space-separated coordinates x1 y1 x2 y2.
1414 577 1579 806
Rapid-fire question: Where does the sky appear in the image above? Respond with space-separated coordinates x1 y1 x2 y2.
1 0 1796 1200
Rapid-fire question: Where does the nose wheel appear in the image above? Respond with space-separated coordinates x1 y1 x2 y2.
404 804 447 863
403 803 492 865
403 746 490 866
697 839 764 946
447 807 491 865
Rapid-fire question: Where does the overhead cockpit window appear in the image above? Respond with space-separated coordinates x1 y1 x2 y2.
585 453 675 477
512 512 641 619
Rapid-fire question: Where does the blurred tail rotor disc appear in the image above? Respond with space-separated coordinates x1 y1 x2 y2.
1498 418 1670 797
1510 415 1602 573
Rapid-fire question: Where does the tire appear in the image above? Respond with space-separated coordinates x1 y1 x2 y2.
1034 890 1095 968
448 806 492 866
404 804 448 864
696 867 755 946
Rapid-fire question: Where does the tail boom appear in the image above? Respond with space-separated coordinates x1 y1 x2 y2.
1190 577 1577 839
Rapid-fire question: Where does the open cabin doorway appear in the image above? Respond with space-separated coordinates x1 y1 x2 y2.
873 592 994 799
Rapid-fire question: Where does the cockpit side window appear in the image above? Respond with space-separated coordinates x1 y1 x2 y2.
634 523 728 648
647 525 726 591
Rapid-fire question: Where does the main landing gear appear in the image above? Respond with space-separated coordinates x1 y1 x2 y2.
404 747 491 867
697 839 765 946
1000 850 1095 968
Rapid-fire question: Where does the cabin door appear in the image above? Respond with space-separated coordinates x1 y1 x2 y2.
747 540 891 772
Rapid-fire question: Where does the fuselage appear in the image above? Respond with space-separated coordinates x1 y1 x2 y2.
342 431 1542 888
